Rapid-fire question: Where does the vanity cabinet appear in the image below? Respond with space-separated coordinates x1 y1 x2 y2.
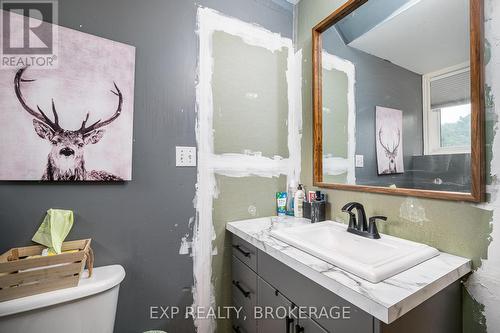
257 277 294 333
230 234 462 333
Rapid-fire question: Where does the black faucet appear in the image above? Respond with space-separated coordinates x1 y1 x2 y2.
341 202 386 239
341 202 367 232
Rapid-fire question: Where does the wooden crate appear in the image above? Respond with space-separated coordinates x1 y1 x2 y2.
0 239 93 302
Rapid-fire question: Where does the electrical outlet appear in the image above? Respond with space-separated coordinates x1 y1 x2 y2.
355 155 364 168
176 146 196 167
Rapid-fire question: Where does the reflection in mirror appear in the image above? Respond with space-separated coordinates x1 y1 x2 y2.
321 0 472 193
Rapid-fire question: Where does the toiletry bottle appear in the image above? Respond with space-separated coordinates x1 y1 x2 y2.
276 192 287 216
294 184 305 218
286 180 297 216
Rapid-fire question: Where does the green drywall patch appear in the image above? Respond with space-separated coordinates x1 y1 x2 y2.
463 288 487 333
212 31 290 158
212 175 287 332
208 22 292 333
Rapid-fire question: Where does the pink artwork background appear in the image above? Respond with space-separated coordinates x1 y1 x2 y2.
0 12 135 180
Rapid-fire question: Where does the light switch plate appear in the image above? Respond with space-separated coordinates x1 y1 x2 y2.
176 146 196 167
355 155 364 168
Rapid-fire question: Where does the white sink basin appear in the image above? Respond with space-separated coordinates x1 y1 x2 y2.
270 221 439 283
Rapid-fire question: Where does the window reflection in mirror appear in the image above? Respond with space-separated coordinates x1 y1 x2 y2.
425 65 471 154
321 0 472 193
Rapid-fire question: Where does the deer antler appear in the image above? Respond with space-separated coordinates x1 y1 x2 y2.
14 66 62 133
379 128 401 155
79 82 123 135
378 128 392 154
392 129 401 154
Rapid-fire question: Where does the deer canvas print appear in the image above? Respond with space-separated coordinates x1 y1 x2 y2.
0 17 135 181
376 106 404 175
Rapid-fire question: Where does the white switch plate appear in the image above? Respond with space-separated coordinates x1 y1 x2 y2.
176 146 197 167
355 155 364 168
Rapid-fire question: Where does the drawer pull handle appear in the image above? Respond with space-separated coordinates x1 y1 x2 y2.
232 325 241 333
286 316 294 333
295 324 305 333
233 245 251 257
232 280 251 298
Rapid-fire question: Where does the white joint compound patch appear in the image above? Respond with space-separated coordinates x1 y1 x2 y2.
248 205 257 216
179 233 191 255
188 7 302 333
465 0 500 329
399 198 429 224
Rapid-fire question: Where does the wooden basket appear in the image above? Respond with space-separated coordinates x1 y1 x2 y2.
0 239 94 302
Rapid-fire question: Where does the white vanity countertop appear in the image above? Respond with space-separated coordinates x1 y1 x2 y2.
226 216 472 324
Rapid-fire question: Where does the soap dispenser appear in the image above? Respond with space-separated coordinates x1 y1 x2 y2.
286 180 297 216
293 184 305 217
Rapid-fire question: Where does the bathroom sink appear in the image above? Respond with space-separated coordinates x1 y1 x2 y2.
270 221 439 283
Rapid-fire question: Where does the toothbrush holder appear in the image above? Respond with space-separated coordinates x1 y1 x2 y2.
303 201 326 223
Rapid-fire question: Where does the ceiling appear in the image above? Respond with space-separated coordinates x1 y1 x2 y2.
348 0 470 75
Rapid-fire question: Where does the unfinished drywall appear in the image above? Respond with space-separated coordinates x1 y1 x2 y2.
211 25 291 333
212 31 290 158
296 0 497 331
192 7 299 333
212 175 287 331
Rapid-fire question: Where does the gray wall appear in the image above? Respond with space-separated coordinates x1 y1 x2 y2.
322 27 423 187
0 1 292 332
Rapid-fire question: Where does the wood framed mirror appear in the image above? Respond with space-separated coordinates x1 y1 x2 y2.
312 0 485 202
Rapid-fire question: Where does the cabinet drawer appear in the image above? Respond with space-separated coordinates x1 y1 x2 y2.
232 235 258 272
258 250 373 333
232 256 258 314
232 307 257 333
296 316 328 333
257 277 295 333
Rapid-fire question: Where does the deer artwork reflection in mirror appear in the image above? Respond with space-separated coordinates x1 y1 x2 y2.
14 66 124 181
378 128 401 174
375 106 405 176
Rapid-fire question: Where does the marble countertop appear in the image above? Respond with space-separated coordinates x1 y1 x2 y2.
226 216 471 324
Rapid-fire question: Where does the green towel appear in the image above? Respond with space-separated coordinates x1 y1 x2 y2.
32 209 74 254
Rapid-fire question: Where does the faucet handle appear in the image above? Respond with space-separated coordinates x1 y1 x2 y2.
368 216 387 239
342 203 358 229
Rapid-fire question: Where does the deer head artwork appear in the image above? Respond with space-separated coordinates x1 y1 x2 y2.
378 127 401 174
14 66 124 181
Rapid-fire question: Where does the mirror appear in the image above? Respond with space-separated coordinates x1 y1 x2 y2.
313 0 485 202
